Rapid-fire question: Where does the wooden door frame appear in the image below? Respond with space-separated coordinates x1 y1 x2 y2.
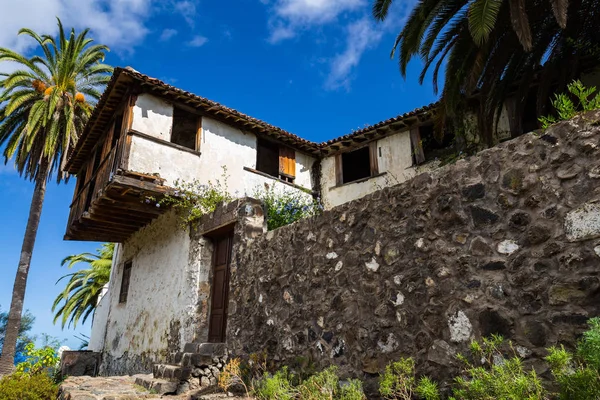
206 226 234 343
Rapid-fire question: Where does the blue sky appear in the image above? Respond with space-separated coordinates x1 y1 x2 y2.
0 0 438 349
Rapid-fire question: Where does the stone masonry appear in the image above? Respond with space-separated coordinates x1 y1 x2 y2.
226 111 600 391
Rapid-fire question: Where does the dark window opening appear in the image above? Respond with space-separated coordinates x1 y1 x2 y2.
341 146 371 184
119 261 132 304
411 124 456 165
256 139 280 178
112 111 124 149
75 166 87 196
171 107 199 150
521 90 539 134
91 146 104 174
420 124 455 162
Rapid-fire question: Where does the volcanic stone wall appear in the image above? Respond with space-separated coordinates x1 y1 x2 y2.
227 111 600 389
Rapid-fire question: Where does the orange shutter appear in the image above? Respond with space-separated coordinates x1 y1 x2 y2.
279 146 296 178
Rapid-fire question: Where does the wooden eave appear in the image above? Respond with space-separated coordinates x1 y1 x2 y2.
319 105 438 155
66 67 322 175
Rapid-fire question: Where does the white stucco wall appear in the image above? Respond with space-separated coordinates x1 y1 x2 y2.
131 93 173 140
98 211 207 374
320 131 417 209
127 134 203 184
126 94 316 197
88 285 110 352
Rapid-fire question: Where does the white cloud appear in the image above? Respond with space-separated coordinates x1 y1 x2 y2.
265 0 365 43
260 0 415 89
0 0 199 58
325 17 383 90
172 1 197 27
324 1 417 90
187 35 208 47
160 28 178 41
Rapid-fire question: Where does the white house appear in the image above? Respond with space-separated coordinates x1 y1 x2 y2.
64 66 599 375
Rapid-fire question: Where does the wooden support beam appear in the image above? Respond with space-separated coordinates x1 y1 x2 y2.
88 204 159 221
110 175 171 194
74 219 135 234
82 212 148 228
96 197 164 215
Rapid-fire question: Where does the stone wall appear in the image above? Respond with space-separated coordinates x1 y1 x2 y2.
227 111 600 390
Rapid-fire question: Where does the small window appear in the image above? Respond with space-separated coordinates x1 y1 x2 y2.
171 107 200 150
112 111 124 149
335 142 378 185
119 261 132 304
256 139 296 183
411 124 455 165
75 166 87 196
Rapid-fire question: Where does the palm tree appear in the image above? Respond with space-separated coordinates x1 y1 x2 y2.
52 243 114 329
373 0 600 144
0 19 112 375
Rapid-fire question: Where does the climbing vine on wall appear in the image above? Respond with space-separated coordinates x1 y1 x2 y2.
149 166 233 228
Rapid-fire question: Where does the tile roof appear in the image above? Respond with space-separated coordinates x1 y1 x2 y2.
66 67 437 172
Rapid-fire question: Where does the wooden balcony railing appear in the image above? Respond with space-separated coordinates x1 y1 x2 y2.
65 131 171 242
67 140 121 231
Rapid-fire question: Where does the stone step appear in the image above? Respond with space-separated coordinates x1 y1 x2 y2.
183 342 227 357
134 373 179 395
172 351 227 368
152 363 192 381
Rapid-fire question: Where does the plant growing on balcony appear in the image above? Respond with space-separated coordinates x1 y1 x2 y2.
152 166 234 228
0 19 112 374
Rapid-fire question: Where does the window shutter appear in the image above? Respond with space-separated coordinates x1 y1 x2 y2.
279 146 296 178
369 141 379 175
335 154 343 186
410 127 426 164
196 117 202 151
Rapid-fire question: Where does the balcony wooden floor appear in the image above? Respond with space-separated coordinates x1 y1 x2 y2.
65 171 171 242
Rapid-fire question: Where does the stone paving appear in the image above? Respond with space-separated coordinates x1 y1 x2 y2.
58 375 250 400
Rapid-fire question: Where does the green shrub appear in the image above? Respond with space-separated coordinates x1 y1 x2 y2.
0 373 58 400
578 317 600 370
339 379 367 400
450 336 545 400
415 377 440 400
546 317 600 399
379 358 416 400
379 357 440 400
253 184 322 230
296 366 365 400
539 80 600 129
251 365 365 400
15 342 60 376
252 367 296 400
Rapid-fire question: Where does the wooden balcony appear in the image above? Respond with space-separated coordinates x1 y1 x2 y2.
65 141 172 243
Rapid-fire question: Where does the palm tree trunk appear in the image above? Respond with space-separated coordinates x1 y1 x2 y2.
0 163 49 376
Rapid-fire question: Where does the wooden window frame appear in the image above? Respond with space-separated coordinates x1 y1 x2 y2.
119 261 133 304
256 138 296 183
335 141 379 186
410 126 426 165
170 106 202 152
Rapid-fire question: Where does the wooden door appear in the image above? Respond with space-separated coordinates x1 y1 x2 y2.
208 232 233 343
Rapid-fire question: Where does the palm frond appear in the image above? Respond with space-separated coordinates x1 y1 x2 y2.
468 0 502 46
